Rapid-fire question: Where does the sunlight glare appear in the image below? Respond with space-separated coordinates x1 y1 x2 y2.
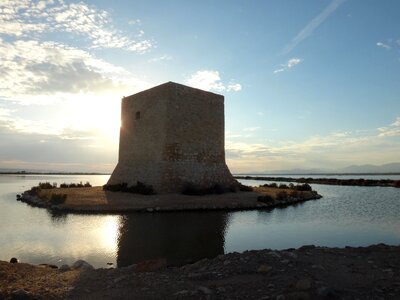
97 216 119 254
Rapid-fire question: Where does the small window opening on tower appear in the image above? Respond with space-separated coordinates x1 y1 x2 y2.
135 111 141 120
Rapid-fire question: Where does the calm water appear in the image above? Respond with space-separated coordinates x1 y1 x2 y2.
0 174 399 268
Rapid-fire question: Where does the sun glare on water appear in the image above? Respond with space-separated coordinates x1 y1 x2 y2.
97 216 120 254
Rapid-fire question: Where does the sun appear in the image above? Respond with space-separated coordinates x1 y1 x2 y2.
65 93 121 143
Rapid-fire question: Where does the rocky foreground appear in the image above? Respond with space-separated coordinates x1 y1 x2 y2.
1 244 399 299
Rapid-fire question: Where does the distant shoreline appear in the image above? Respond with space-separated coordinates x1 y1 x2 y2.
235 172 400 176
1 171 400 176
0 172 110 175
236 175 400 188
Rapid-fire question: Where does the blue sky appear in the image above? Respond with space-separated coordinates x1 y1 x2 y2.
0 0 399 173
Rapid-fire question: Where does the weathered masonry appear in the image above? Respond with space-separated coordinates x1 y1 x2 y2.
107 81 237 193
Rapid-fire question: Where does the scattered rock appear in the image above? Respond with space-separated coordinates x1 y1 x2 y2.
174 290 189 296
113 276 127 284
72 260 94 270
317 286 336 297
10 289 31 299
295 278 312 290
39 263 58 269
311 264 324 270
283 252 298 259
281 259 290 264
287 291 310 300
223 260 231 265
197 286 212 295
58 264 71 273
135 258 167 272
257 264 272 273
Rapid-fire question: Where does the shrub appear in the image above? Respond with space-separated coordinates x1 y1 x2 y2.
103 182 155 195
269 183 278 188
276 191 288 201
38 182 55 189
394 180 400 188
182 183 233 195
49 193 67 205
278 183 289 189
295 183 312 191
257 194 274 204
60 182 92 188
129 181 155 195
28 186 41 196
182 183 209 195
239 184 253 192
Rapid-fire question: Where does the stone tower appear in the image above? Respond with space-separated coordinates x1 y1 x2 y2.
107 81 237 193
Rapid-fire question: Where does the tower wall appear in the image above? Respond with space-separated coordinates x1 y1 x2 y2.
108 82 237 193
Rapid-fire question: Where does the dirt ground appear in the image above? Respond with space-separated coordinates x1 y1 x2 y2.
1 244 399 299
19 186 320 213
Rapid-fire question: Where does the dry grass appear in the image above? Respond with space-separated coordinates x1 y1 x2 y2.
36 185 318 212
0 261 80 298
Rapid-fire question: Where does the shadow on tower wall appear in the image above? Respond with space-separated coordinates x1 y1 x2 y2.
116 212 228 267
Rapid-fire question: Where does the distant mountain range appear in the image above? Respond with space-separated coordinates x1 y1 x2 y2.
244 163 400 175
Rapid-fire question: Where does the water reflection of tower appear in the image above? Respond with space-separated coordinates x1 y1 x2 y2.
116 212 228 267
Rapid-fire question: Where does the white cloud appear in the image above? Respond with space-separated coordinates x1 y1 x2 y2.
186 70 242 93
282 0 347 54
376 42 391 50
243 127 261 132
0 0 152 53
148 55 173 62
226 120 400 173
273 68 285 74
287 58 302 68
0 39 149 104
332 131 351 137
227 83 242 92
378 117 400 137
0 107 12 117
274 58 303 74
128 19 141 25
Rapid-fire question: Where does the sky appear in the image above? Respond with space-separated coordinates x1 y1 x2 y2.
0 0 399 173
